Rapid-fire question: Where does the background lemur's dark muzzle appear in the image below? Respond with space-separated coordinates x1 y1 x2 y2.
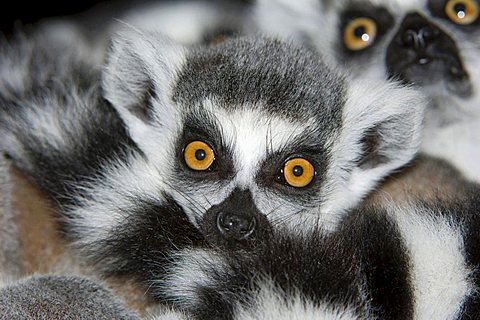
385 12 470 96
201 188 271 249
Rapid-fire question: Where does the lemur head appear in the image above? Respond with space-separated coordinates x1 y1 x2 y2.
252 0 480 121
103 29 425 237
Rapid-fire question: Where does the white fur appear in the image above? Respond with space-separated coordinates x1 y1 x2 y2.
202 99 312 187
103 28 186 166
320 78 425 230
422 119 480 181
123 1 224 45
251 0 327 41
158 249 226 309
149 309 189 320
390 204 474 319
69 153 169 249
233 280 372 320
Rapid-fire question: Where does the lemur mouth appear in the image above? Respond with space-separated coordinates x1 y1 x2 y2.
397 57 472 98
386 12 473 99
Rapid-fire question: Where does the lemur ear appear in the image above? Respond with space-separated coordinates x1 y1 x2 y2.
102 27 185 133
331 79 426 202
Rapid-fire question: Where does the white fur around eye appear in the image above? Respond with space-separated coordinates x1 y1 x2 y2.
201 98 314 188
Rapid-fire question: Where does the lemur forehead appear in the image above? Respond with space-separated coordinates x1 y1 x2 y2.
184 98 325 166
172 36 345 128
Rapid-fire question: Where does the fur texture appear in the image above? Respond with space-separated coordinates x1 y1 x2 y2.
0 26 427 316
0 275 139 319
250 0 480 182
121 0 249 45
0 156 22 285
149 189 480 319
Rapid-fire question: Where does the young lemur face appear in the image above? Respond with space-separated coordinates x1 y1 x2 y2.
103 30 425 235
253 0 480 117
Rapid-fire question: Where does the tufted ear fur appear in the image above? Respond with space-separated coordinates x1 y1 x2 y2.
102 27 186 156
323 78 427 214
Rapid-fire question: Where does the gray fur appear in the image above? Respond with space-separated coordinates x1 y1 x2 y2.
0 275 139 319
173 36 345 129
0 156 22 282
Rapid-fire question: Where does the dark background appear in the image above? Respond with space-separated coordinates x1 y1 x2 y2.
0 1 112 33
0 0 170 36
0 0 252 36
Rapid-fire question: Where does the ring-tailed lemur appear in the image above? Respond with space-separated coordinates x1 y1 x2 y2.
250 0 480 182
0 25 425 301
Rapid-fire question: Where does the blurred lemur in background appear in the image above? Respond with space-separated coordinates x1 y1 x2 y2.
250 0 480 182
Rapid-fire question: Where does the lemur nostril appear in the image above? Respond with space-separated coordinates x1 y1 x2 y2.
421 26 437 41
216 211 256 239
401 30 416 46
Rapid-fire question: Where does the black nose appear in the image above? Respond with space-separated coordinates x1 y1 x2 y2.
216 211 256 240
397 13 439 53
385 11 468 91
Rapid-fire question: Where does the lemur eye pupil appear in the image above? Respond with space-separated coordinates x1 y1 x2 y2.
195 149 207 161
354 26 366 38
454 3 466 14
292 165 304 177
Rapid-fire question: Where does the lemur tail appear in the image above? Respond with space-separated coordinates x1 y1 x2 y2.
0 29 138 207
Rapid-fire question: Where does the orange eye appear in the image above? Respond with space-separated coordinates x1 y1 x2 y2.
343 17 378 51
184 141 215 171
284 158 315 188
445 0 479 25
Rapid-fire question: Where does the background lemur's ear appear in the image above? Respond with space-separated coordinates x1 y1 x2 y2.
102 28 185 148
325 79 426 212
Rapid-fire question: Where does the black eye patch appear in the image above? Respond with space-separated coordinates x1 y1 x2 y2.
428 0 480 28
340 5 395 53
175 111 235 181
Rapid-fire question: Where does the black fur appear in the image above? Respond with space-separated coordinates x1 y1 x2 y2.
96 195 205 282
171 205 416 319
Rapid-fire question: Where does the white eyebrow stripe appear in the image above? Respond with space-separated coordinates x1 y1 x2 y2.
202 98 314 188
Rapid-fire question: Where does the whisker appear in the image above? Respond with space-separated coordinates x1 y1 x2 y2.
164 181 208 215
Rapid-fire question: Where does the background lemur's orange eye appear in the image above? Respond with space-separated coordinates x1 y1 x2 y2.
343 17 378 51
445 0 479 25
284 158 315 188
184 141 215 171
